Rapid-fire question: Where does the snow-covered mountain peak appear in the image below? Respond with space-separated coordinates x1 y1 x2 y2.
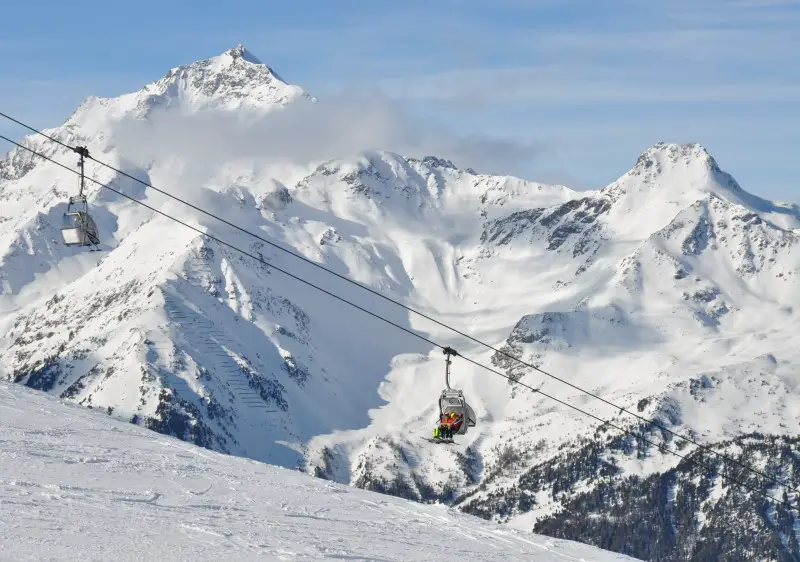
614 141 733 196
634 141 720 174
61 45 312 128
224 43 263 65
137 44 313 114
591 141 800 240
163 43 270 83
419 155 459 170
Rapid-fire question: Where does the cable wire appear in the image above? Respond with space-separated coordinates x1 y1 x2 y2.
1 117 798 507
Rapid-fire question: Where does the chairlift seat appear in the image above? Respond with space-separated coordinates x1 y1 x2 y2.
61 210 99 246
59 146 99 249
439 388 477 435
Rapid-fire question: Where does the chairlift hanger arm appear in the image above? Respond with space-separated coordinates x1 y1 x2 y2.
73 145 90 199
442 346 458 390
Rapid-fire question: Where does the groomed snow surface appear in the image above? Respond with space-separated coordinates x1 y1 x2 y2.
0 381 638 561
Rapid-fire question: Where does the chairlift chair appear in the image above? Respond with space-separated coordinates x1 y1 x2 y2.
60 146 100 248
437 347 477 436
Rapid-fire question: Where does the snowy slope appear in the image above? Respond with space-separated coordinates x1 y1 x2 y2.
2 45 800 559
0 380 638 561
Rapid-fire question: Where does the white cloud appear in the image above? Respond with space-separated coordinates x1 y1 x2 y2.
111 89 547 180
381 65 800 104
362 0 798 105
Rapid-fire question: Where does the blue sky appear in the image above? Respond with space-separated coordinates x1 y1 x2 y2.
1 0 798 200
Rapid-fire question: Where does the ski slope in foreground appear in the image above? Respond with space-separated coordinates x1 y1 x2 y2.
0 381 637 561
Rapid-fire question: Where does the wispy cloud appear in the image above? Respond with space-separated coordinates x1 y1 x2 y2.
110 90 546 180
664 0 800 24
511 27 798 63
382 66 800 104
375 2 798 105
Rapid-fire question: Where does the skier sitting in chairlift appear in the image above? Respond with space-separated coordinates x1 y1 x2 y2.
433 411 463 440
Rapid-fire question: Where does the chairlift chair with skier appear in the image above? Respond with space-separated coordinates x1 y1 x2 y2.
433 346 476 440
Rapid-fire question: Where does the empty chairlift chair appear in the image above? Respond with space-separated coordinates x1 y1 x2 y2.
60 146 100 248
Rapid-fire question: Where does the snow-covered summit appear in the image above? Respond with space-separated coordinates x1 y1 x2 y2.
64 44 313 128
570 141 800 240
141 43 314 112
631 141 723 176
225 43 264 64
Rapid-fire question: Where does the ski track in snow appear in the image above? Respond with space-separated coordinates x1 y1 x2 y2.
0 381 638 561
